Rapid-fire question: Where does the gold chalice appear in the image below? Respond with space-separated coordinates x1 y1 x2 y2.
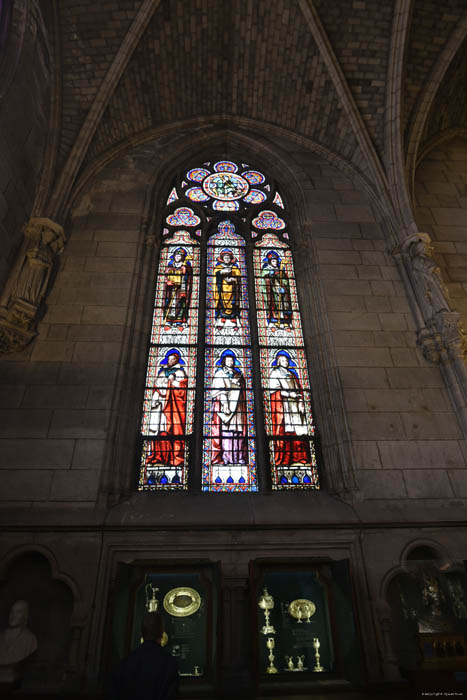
258 588 276 635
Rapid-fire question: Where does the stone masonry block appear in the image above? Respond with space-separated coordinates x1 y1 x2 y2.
323 279 370 295
96 242 138 258
31 341 75 363
329 312 380 331
332 331 374 347
310 222 361 238
335 205 375 222
67 325 125 342
81 306 127 325
0 363 60 386
404 470 453 499
0 384 25 408
0 409 51 437
364 297 392 313
58 363 118 386
49 410 110 438
449 470 467 497
365 388 449 413
353 441 381 469
339 367 389 388
432 208 467 226
318 250 362 265
377 440 465 470
314 238 353 250
50 470 100 501
72 342 121 363
373 331 407 347
0 439 74 468
72 439 106 469
401 413 462 440
84 257 135 273
21 385 88 409
87 386 113 409
0 470 53 500
348 413 404 440
326 296 366 312
358 469 407 499
319 265 358 280
386 368 444 388
389 348 420 367
335 347 392 367
378 314 407 331
45 305 83 325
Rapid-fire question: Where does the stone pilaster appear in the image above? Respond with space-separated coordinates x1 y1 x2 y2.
0 217 65 353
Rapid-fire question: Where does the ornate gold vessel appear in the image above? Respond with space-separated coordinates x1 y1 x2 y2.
288 598 316 623
163 587 201 617
258 588 276 634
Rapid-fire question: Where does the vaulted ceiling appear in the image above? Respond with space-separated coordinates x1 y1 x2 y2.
47 0 467 214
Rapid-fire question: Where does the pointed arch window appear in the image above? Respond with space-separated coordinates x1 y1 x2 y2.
139 160 320 492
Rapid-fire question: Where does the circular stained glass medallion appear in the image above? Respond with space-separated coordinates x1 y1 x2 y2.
187 168 210 182
242 170 265 185
213 160 238 173
186 187 210 202
243 189 266 205
203 172 249 201
212 200 239 211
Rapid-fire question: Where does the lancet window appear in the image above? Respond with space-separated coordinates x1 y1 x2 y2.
139 160 320 492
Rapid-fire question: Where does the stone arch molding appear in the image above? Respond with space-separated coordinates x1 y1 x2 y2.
0 543 85 626
93 126 359 498
66 117 387 227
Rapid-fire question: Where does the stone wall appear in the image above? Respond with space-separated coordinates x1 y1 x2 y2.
0 130 465 508
415 137 467 330
0 0 50 290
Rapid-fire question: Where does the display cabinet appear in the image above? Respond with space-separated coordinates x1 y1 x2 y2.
250 559 365 689
106 561 220 691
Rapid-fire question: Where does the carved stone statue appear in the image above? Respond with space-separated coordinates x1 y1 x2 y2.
0 217 65 354
395 232 450 320
0 600 38 684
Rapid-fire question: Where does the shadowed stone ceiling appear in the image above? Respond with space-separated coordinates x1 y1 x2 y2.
53 0 467 198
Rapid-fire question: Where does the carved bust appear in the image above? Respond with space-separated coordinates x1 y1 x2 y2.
0 600 38 683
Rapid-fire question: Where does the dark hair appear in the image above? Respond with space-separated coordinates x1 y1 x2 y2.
141 612 165 642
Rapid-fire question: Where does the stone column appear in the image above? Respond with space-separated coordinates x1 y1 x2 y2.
220 576 251 695
392 232 467 436
0 217 65 353
374 600 402 682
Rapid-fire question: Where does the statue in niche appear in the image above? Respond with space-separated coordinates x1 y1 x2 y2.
0 600 37 685
0 218 65 313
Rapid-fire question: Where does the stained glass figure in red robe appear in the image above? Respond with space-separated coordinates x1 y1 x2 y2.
147 348 187 467
269 350 311 466
163 247 193 332
211 349 248 466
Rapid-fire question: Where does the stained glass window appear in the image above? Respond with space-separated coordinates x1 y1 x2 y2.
139 160 320 492
203 222 257 492
254 235 319 489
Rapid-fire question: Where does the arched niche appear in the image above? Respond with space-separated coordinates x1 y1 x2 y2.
0 551 74 691
383 542 467 675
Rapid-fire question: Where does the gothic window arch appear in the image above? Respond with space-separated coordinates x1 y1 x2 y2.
139 160 320 493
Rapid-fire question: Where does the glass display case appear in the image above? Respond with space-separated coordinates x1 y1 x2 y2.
107 561 219 690
387 558 467 673
250 560 364 687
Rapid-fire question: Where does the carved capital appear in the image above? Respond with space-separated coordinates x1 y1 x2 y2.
417 327 442 364
0 217 65 354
